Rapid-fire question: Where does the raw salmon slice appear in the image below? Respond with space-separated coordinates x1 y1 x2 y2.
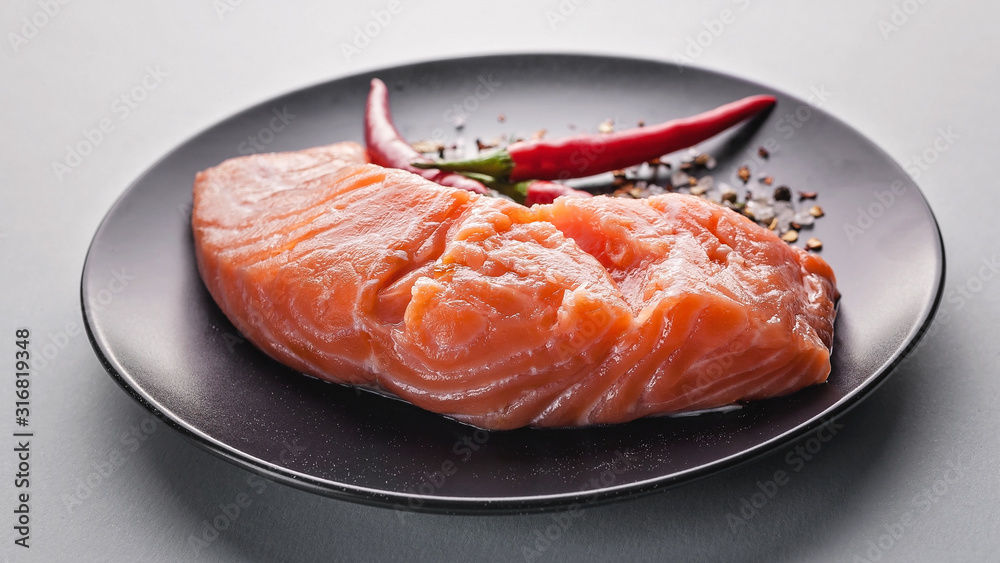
192 141 837 430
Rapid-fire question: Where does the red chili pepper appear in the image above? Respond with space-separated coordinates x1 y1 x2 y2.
365 78 489 194
412 95 776 182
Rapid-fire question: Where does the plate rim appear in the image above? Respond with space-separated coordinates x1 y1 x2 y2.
80 51 947 514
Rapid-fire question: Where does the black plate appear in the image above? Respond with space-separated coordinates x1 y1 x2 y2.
81 54 944 513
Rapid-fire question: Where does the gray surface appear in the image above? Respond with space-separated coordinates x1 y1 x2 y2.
1 1 996 561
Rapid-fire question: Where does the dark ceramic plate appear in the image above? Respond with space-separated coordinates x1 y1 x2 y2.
81 54 944 513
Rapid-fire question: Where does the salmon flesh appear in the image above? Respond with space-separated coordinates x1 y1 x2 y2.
192 142 837 430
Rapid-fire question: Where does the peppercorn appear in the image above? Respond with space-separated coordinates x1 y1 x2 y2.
781 230 799 243
737 165 751 183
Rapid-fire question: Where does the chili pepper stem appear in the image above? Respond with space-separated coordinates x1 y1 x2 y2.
458 172 528 201
458 173 592 206
412 151 514 179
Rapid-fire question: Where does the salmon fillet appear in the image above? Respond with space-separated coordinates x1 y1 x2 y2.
192 141 837 430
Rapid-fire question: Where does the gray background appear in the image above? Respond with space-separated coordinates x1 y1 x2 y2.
2 0 997 561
